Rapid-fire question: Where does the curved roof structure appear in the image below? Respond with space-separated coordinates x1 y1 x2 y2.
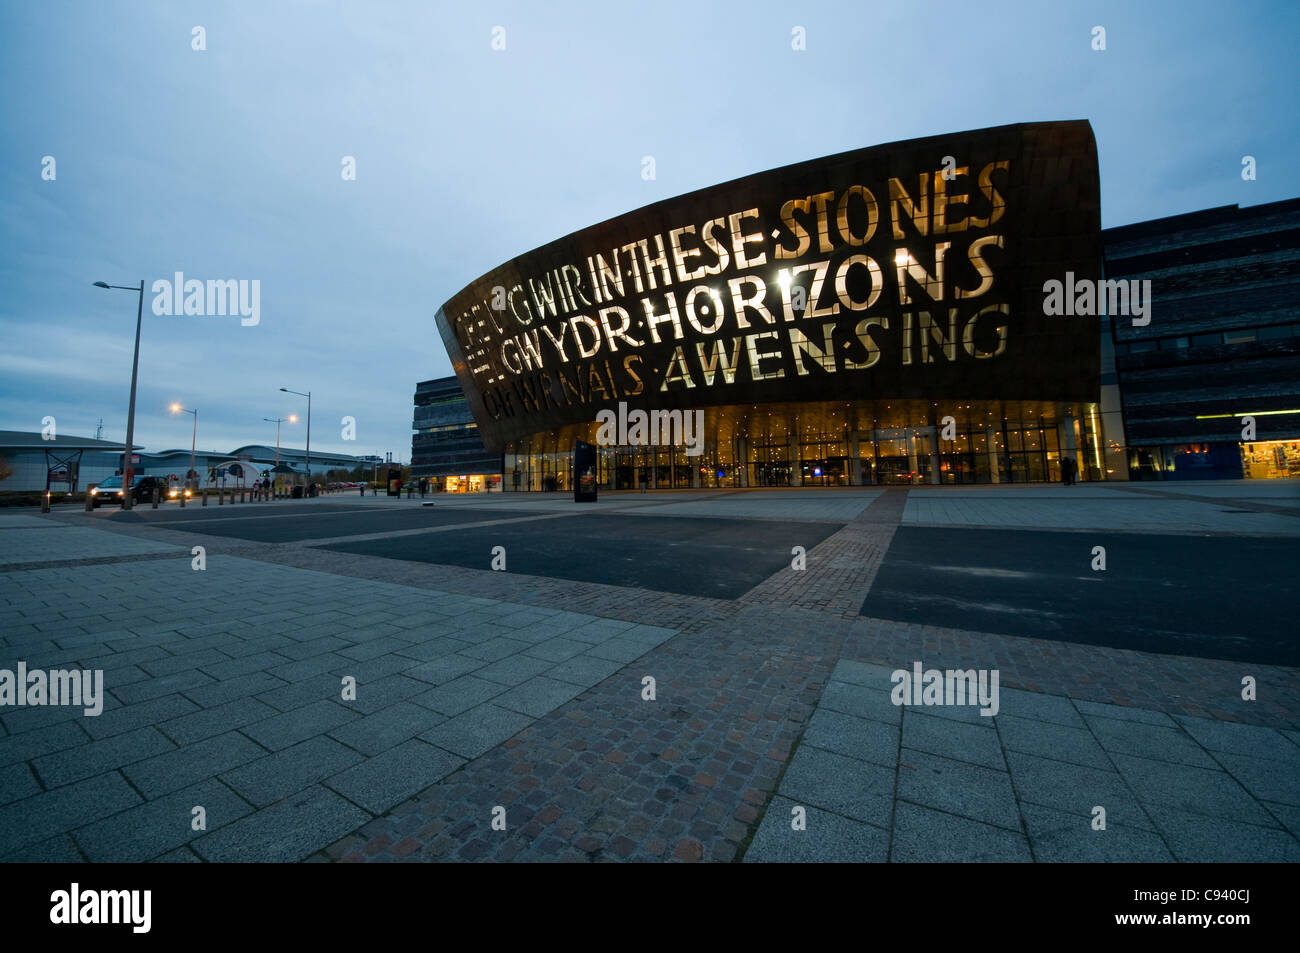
436 121 1102 453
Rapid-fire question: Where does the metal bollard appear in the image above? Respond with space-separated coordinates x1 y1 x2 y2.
218 489 224 505
202 490 208 506
84 492 93 512
231 489 237 505
42 491 51 513
180 489 186 507
152 488 159 509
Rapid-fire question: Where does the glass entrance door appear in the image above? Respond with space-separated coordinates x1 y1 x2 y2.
874 429 914 484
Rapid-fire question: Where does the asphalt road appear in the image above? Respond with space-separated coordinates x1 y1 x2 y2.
861 527 1300 665
322 513 840 600
79 501 1299 661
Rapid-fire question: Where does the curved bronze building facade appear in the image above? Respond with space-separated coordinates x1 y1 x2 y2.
436 120 1104 490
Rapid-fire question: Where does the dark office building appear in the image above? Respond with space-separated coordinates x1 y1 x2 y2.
1104 198 1300 480
410 376 503 492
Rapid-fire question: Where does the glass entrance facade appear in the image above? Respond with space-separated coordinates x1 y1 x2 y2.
502 398 1104 491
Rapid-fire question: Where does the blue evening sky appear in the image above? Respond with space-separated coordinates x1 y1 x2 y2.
2 0 1295 460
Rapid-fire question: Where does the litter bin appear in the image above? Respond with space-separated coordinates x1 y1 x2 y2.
291 485 304 499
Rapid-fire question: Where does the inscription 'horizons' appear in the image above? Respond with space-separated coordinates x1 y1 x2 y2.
436 121 1103 452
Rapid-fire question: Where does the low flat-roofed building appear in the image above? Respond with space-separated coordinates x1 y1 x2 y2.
0 431 141 492
0 431 369 492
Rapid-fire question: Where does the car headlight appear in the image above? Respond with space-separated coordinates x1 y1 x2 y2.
117 490 124 495
90 488 98 495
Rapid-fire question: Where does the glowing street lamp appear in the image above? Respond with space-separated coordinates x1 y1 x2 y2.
264 415 297 496
170 403 198 492
279 387 311 485
263 415 296 464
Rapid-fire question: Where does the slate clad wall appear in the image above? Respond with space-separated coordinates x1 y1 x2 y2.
1103 198 1300 446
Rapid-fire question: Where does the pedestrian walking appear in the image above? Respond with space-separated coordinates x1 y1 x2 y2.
1061 455 1077 486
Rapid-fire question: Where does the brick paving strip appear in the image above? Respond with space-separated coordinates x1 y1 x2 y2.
0 551 183 574
739 489 908 615
2 492 1296 863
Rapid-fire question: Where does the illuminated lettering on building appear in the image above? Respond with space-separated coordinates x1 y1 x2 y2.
436 121 1102 452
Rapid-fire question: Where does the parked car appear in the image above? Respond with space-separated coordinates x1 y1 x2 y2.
166 479 193 501
89 475 170 508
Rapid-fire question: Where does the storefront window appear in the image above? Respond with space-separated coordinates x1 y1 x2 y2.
1241 441 1300 479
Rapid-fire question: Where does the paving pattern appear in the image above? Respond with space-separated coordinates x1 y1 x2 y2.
0 480 1297 863
745 660 1300 862
0 522 180 567
0 554 672 861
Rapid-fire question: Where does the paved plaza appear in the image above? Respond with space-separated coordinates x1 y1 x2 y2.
0 481 1297 862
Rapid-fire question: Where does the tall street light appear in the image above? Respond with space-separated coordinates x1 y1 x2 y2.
94 280 145 509
171 403 197 491
264 414 295 495
263 415 296 464
279 387 311 486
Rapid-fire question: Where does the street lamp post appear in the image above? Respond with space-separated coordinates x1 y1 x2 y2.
263 415 296 465
93 280 145 509
264 415 296 497
280 387 311 489
170 404 197 492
